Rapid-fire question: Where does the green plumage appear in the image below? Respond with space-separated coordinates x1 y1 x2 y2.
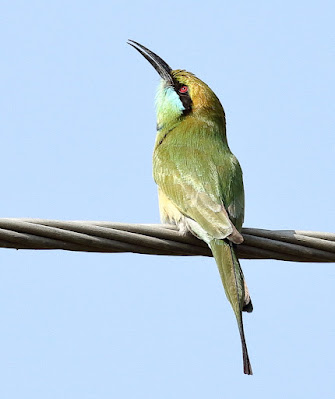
129 40 253 375
154 115 244 236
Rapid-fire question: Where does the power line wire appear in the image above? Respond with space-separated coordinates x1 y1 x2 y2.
0 218 334 262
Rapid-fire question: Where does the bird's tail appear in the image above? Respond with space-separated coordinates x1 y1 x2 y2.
209 238 253 375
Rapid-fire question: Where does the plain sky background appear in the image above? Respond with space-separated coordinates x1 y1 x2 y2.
1 1 334 397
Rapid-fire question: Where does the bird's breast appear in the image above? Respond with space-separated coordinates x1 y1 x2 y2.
157 188 183 224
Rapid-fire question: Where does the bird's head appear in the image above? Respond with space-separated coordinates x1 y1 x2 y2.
128 40 225 128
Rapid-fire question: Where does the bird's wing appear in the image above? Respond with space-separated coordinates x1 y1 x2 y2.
153 123 244 242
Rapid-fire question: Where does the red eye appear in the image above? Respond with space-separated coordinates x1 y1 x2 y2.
179 85 188 94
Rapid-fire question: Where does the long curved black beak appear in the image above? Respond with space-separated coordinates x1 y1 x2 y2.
127 40 174 85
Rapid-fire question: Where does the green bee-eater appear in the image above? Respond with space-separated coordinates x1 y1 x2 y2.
128 40 253 375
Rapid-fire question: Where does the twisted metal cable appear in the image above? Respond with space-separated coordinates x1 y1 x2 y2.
0 218 334 262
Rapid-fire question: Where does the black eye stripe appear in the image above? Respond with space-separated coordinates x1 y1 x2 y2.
172 79 192 115
179 91 192 115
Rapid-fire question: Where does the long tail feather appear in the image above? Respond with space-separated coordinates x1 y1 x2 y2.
209 239 253 375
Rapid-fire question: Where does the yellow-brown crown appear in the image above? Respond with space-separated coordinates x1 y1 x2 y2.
171 69 224 116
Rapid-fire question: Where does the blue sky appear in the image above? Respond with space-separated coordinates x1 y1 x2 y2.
1 1 334 397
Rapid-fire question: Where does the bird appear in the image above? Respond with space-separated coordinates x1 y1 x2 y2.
128 40 253 375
